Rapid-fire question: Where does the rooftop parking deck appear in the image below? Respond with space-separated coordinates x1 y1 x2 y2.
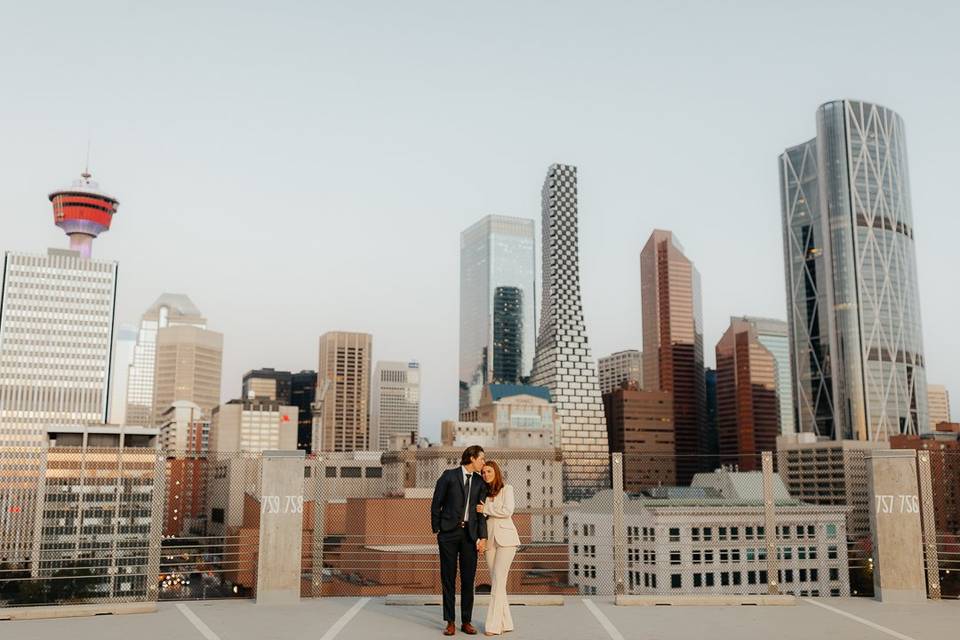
6 597 959 640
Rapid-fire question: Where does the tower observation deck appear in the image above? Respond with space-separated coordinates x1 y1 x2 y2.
48 171 119 258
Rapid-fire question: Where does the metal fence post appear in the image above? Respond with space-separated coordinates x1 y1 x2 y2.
611 452 626 596
916 451 941 600
762 451 780 595
146 451 167 602
313 454 327 597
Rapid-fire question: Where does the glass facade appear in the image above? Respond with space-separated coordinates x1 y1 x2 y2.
716 317 786 470
780 138 835 438
492 286 524 385
640 230 705 485
780 100 928 440
459 215 536 412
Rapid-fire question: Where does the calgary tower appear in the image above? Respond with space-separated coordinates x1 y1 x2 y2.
48 169 119 258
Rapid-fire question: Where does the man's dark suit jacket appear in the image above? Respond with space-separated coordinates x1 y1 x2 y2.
431 467 488 542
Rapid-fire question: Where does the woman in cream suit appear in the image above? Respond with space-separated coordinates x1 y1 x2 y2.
476 460 520 636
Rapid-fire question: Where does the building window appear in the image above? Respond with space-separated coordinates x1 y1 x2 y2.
325 467 337 478
692 527 701 541
721 572 729 586
829 568 839 581
703 527 713 541
671 574 682 589
730 527 739 541
365 467 382 478
810 568 818 582
719 527 728 541
212 508 224 524
746 526 755 540
669 527 680 542
720 549 729 564
341 467 361 478
693 573 702 588
692 550 702 565
706 573 715 587
748 571 757 585
826 524 837 539
827 545 838 560
670 551 681 565
733 572 741 586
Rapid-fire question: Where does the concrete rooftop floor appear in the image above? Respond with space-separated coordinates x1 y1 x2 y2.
5 597 959 640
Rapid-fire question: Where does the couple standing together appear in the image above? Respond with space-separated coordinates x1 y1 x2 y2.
431 445 519 636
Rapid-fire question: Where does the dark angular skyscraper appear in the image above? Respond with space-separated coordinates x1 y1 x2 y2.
291 370 317 451
492 286 524 384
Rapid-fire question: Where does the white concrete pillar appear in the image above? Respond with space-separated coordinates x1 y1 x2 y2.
866 449 925 602
256 450 305 605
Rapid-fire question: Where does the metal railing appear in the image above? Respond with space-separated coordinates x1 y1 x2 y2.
2 445 955 606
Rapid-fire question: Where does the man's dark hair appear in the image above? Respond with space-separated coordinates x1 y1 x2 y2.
460 445 484 466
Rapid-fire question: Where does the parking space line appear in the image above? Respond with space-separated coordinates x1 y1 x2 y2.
176 603 222 640
582 599 625 640
319 598 371 640
803 599 916 640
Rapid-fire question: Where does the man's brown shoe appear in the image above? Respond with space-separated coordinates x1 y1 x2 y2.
444 622 456 636
462 623 478 635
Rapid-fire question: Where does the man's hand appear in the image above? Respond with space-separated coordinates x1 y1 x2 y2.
476 501 485 513
477 539 486 555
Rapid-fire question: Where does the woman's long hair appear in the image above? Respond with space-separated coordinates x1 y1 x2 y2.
482 460 505 499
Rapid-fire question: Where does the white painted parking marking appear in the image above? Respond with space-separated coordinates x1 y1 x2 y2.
176 603 222 640
582 599 625 640
804 599 917 640
318 597 371 640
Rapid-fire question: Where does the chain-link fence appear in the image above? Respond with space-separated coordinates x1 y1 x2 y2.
924 450 960 599
613 453 853 598
0 443 263 607
3 443 954 607
156 451 262 602
306 449 603 597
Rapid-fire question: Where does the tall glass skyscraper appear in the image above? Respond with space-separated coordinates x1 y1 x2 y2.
780 100 928 440
459 215 536 411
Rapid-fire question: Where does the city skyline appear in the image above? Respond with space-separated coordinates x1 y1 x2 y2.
3 3 959 440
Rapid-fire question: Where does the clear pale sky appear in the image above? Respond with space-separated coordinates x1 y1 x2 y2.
2 1 957 440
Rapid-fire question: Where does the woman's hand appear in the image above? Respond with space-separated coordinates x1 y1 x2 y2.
476 501 485 513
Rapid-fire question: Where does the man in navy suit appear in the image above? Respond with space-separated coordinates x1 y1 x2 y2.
431 445 488 636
